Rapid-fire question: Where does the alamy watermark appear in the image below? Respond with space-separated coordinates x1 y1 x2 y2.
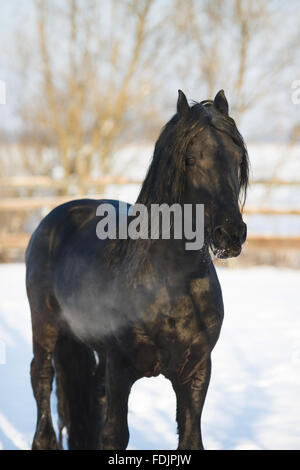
291 80 300 104
0 80 6 105
96 202 204 250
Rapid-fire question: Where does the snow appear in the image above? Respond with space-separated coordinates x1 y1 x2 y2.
0 263 300 450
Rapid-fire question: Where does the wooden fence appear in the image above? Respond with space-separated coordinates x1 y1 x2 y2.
0 176 300 254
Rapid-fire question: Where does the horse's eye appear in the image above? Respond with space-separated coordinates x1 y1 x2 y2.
186 157 195 166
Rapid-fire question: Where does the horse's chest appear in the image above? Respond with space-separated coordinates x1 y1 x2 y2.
131 312 210 379
123 277 223 378
130 286 217 378
147 280 223 340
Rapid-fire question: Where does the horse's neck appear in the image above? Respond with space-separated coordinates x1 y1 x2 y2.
149 236 212 279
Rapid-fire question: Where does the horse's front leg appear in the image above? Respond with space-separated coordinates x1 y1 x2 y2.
100 349 136 450
171 356 211 450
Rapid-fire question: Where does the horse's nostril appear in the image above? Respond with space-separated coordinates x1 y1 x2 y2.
214 226 230 246
214 222 246 248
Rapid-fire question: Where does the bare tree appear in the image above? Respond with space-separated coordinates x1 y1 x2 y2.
15 0 170 194
172 0 297 125
9 0 300 184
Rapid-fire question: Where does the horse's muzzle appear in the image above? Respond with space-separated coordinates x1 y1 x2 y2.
212 221 247 258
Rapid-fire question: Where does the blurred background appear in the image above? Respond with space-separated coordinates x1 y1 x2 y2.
0 0 299 450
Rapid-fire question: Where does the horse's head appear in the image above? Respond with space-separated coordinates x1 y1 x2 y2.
178 89 249 258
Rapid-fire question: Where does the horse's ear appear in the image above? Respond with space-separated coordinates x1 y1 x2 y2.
214 89 229 115
177 90 190 118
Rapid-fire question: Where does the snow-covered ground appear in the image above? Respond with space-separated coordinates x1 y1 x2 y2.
0 263 300 450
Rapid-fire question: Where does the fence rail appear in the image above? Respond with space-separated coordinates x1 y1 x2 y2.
1 233 300 252
0 176 299 254
0 176 142 189
0 196 299 215
1 176 300 188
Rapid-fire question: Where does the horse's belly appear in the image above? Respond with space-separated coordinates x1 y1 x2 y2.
55 270 121 341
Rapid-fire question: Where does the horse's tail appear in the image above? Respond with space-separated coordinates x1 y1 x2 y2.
54 332 100 449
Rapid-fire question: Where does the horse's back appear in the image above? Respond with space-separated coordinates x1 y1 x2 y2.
26 197 129 261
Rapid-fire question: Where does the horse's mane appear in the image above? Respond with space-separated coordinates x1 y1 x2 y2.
107 100 249 282
136 104 210 207
198 100 249 206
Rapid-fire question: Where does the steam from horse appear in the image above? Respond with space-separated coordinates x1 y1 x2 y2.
26 90 249 450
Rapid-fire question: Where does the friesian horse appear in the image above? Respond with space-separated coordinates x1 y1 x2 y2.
26 90 249 450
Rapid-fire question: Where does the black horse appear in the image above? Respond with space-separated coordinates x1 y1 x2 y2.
26 90 249 450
